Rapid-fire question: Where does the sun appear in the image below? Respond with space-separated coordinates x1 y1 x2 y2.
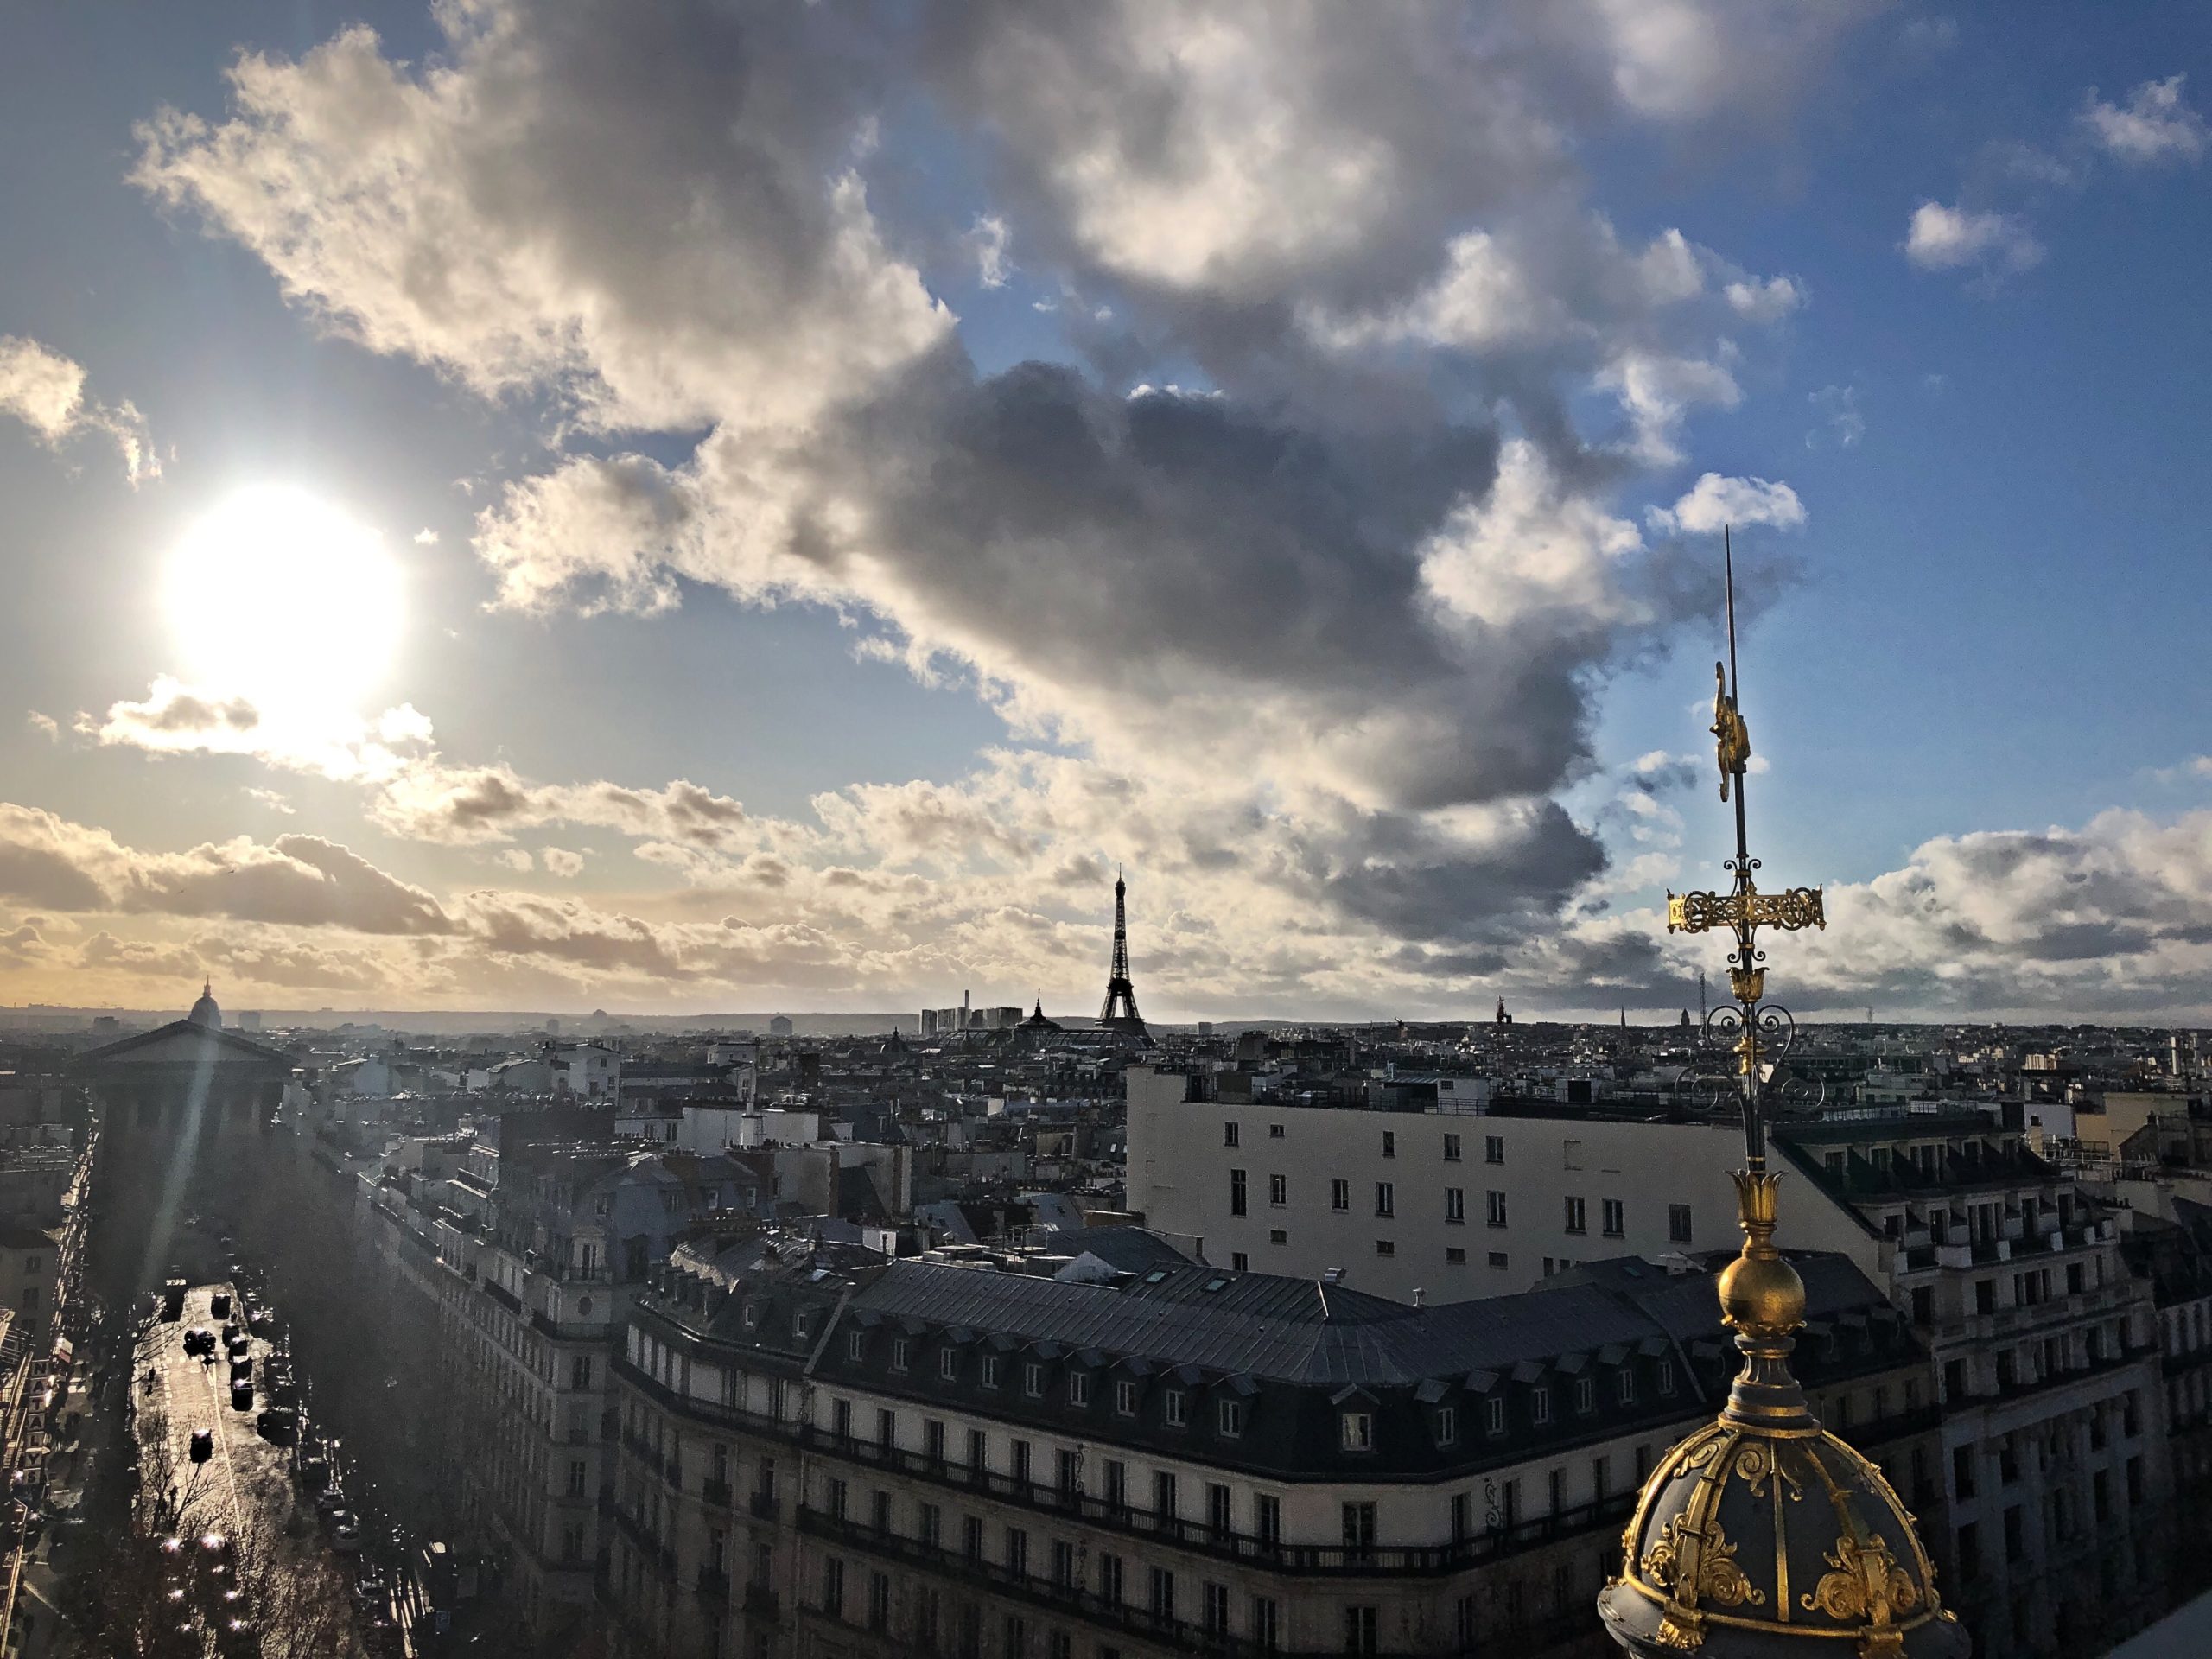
164 485 404 718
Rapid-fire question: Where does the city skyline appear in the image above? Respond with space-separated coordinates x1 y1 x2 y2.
5 1 2212 1023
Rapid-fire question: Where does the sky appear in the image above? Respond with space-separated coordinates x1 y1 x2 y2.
3 0 2211 1023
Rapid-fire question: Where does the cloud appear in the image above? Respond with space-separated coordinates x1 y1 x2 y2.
86 677 429 782
493 848 534 873
111 0 1911 1012
1903 200 2043 273
25 712 58 742
1649 473 1807 535
1807 384 1864 449
2082 75 2207 166
0 335 159 483
413 527 440 545
244 787 295 815
968 214 1012 288
542 847 586 878
0 804 452 935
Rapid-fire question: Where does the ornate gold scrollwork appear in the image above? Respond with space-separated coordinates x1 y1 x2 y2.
1666 883 1827 936
1799 1533 1921 1624
1640 1515 1768 1611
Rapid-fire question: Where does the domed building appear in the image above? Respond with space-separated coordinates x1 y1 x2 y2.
186 976 222 1028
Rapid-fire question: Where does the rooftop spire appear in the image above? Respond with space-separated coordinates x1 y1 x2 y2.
1599 534 1963 1659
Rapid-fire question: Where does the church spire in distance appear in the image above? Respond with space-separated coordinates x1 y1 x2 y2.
1597 531 1965 1658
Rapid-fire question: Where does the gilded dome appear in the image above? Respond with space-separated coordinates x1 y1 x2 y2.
1598 1418 1967 1657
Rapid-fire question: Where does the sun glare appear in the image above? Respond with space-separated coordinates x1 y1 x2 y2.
164 485 404 718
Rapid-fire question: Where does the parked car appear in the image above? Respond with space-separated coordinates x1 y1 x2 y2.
229 1355 251 1382
230 1378 254 1411
296 1453 329 1491
257 1407 297 1442
209 1292 231 1320
331 1516 361 1554
265 1376 297 1408
188 1430 213 1465
315 1488 347 1520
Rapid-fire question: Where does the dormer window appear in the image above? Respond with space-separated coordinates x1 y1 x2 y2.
742 1304 759 1331
1575 1377 1594 1414
939 1350 958 1382
1485 1397 1506 1436
892 1338 911 1372
846 1332 866 1363
1532 1388 1552 1426
1164 1390 1187 1427
981 1357 1001 1389
1024 1363 1045 1397
1435 1406 1458 1446
1115 1380 1138 1416
792 1311 811 1342
1217 1399 1244 1438
1656 1359 1675 1396
1340 1411 1375 1452
1618 1370 1637 1405
1069 1373 1091 1408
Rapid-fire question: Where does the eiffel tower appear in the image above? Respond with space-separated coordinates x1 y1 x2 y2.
1097 868 1146 1034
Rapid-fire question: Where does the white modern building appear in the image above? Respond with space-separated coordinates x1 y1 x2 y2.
1124 1066 1760 1300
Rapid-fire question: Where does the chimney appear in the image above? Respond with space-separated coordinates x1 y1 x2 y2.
1322 1267 1344 1285
1412 1287 1426 1308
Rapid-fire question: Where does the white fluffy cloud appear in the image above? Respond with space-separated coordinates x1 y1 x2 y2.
2082 75 2207 166
1649 473 1807 536
0 335 159 483
1903 200 2044 274
80 0 1937 1011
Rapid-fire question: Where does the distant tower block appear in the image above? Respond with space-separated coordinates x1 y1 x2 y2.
1098 869 1146 1034
1495 997 1513 1027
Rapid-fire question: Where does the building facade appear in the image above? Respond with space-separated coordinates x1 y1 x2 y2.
601 1231 1936 1659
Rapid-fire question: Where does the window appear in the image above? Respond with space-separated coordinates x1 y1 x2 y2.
1230 1169 1248 1217
1218 1398 1244 1438
1149 1567 1176 1622
1165 1390 1188 1428
981 1357 1001 1389
892 1338 911 1372
1532 1388 1553 1426
821 1556 845 1618
1575 1377 1594 1414
1231 1252 1249 1272
1435 1406 1458 1446
1104 1460 1128 1511
963 1515 984 1560
1375 1239 1395 1256
1251 1596 1281 1654
1268 1123 1286 1139
939 1350 959 1381
1206 1482 1232 1534
846 1332 865 1362
1224 1122 1240 1147
1012 1440 1032 1486
1203 1583 1230 1637
1375 1182 1395 1218
1486 1191 1508 1227
1618 1370 1637 1405
1255 1495 1282 1546
1069 1373 1090 1408
1488 1251 1509 1270
1668 1205 1694 1244
569 1354 593 1389
1052 1540 1077 1586
1269 1173 1287 1206
1154 1470 1179 1517
925 1421 945 1464
1445 1188 1465 1224
567 1459 586 1496
1342 1501 1376 1551
1025 1363 1045 1397
1115 1380 1138 1416
969 1427 988 1470
1381 1131 1396 1159
1486 1396 1507 1435
1269 1230 1287 1244
1602 1198 1624 1237
1331 1179 1351 1212
1446 1247 1466 1264
1485 1135 1505 1164
1340 1411 1375 1452
1098 1554 1124 1605
1444 1133 1462 1161
833 1398 853 1439
1565 1197 1586 1235
1344 1605 1379 1657
868 1572 890 1631
1656 1359 1675 1395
